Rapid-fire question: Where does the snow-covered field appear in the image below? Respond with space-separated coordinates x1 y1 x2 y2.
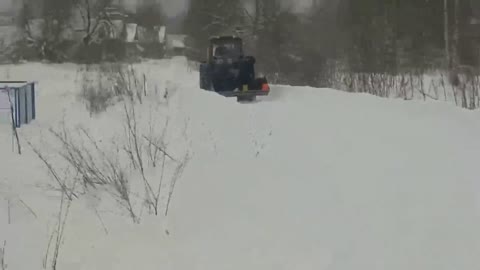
1 57 480 270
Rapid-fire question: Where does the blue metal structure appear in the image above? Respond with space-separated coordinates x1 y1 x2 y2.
0 81 36 128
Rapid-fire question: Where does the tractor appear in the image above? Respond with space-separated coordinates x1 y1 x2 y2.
199 36 270 102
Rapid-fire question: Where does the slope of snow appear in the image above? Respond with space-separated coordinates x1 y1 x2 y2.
1 58 480 270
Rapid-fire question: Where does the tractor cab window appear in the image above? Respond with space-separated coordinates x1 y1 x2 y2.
214 45 228 57
213 43 241 58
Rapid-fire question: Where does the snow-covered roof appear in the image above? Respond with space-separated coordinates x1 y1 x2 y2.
0 81 32 89
171 39 185 48
167 34 187 49
158 26 166 43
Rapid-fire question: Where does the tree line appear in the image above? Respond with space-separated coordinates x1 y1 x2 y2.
7 0 480 90
11 0 166 62
182 0 479 87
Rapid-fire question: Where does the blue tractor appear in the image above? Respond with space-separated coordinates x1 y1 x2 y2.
199 36 270 102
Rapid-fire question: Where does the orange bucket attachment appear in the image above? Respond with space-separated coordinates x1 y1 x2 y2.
261 83 270 91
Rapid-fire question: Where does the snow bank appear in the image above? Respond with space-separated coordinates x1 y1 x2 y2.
1 58 480 270
0 58 193 270
170 88 480 269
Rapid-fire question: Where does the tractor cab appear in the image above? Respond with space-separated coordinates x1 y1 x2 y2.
207 36 244 62
200 35 270 102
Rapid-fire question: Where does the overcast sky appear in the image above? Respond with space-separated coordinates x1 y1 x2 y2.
127 0 316 17
0 0 316 16
0 0 12 11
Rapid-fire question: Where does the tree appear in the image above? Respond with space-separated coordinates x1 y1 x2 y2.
16 0 75 61
444 0 451 69
183 0 245 59
72 0 116 45
135 0 164 29
336 0 449 73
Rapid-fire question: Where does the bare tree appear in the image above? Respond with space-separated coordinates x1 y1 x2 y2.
0 241 6 270
42 190 72 270
444 0 451 69
72 0 115 46
16 0 74 61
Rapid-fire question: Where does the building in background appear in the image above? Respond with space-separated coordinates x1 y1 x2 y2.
0 0 188 62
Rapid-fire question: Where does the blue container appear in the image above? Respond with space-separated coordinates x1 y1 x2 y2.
0 81 36 128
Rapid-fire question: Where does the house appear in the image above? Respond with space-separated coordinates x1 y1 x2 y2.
1 0 188 61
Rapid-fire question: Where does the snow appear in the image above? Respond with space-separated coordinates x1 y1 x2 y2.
167 35 187 49
1 58 480 270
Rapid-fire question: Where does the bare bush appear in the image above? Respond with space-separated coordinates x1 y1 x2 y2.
34 66 188 222
165 154 190 216
0 241 6 270
121 98 190 216
324 65 480 109
79 69 115 115
32 122 142 223
78 63 147 115
27 138 79 201
44 124 139 222
97 63 146 102
43 192 72 270
450 65 480 109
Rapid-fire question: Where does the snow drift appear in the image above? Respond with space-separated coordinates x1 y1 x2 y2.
1 57 480 270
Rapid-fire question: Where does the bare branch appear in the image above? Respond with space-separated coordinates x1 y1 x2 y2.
142 135 177 162
0 241 6 270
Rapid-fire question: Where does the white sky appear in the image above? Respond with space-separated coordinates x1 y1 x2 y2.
159 0 189 17
0 0 317 16
0 0 12 11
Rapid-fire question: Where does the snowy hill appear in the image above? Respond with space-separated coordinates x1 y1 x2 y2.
1 57 480 270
